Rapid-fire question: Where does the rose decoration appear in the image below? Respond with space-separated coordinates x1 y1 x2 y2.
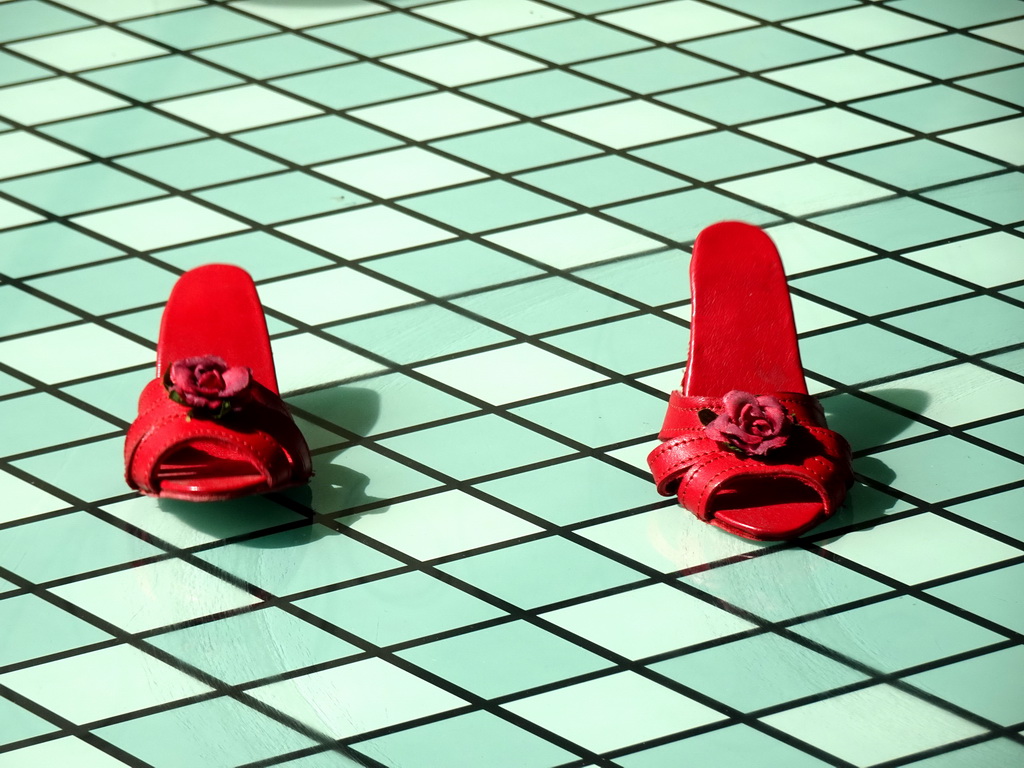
701 390 791 456
164 355 251 419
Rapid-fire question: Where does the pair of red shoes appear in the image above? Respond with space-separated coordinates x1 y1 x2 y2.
125 222 851 541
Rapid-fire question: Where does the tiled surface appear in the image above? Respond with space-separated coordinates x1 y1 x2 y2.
0 0 1022 766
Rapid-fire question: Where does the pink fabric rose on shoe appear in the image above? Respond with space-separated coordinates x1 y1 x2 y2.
703 390 791 456
164 355 251 418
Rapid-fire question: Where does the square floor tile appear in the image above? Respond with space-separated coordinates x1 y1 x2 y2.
146 608 360 685
545 100 713 149
792 594 1004 673
249 657 464 740
682 26 840 71
116 138 285 188
874 34 1024 79
0 286 78 338
631 131 800 182
279 205 454 260
0 132 86 182
400 179 572 233
925 172 1024 226
351 91 515 141
384 40 543 87
12 435 127 503
0 222 123 278
941 116 1024 165
29 258 177 314
853 84 1015 133
766 55 928 102
59 0 203 21
763 684 987 766
0 644 211 724
316 146 485 198
454 276 633 335
463 69 625 118
347 490 542 561
433 121 600 174
0 50 52 89
812 197 985 252
439 535 644 610
0 162 164 216
0 1 92 44
0 695 56 747
258 267 419 326
958 66 1024 108
494 17 648 65
230 0 385 29
617 723 833 768
516 154 686 207
197 524 403 596
0 323 151 384
196 171 367 224
834 139 1002 190
73 196 246 251
547 313 688 375
120 5 277 49
784 5 944 49
793 258 967 315
503 671 725 754
155 230 331 279
353 710 574 768
0 510 161 582
0 77 128 125
599 0 756 43
83 54 243 101
95 695 317 767
417 343 606 405
928 562 1024 634
196 33 354 79
888 295 1024 355
662 77 822 125
41 106 205 157
0 593 112 667
236 114 401 166
722 164 891 217
157 84 322 133
273 61 433 111
297 570 506 646
0 737 135 768
512 383 665 447
0 468 67 526
948 487 1024 543
485 213 662 270
683 548 890 621
398 620 611 698
865 363 1024 427
414 0 571 35
743 107 911 156
651 631 867 712
607 187 777 242
574 48 731 94
51 558 262 633
821 511 1021 583
905 646 1024 727
308 12 465 57
0 198 42 229
9 26 166 72
544 583 755 659
366 240 544 297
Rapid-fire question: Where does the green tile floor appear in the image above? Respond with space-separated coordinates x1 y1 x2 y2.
0 0 1022 766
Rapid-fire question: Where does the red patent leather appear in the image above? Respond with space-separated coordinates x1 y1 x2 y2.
124 265 312 501
648 222 852 540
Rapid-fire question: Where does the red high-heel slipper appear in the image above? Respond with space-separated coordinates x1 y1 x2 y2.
125 264 312 501
648 222 852 540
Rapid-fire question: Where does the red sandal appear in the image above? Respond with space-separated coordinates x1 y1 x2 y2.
125 264 312 501
648 222 852 540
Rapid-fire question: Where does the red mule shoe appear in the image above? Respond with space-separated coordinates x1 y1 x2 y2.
125 264 312 501
647 222 852 540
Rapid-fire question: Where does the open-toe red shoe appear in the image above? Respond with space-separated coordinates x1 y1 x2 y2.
648 222 852 540
125 264 312 501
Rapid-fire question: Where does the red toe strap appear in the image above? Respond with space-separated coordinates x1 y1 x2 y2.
125 379 312 500
648 391 852 527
